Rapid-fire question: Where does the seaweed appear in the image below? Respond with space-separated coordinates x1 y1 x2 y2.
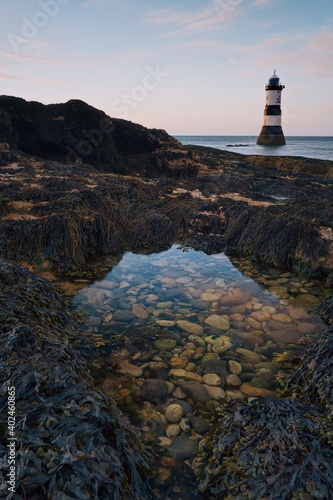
0 262 155 499
197 398 333 500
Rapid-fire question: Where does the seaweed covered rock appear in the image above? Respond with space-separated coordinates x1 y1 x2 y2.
317 295 333 325
0 262 155 499
0 96 198 177
198 398 333 500
277 326 333 443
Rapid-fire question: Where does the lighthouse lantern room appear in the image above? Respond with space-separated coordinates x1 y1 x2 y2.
257 70 286 146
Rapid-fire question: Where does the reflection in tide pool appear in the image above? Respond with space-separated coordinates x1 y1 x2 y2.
72 245 326 499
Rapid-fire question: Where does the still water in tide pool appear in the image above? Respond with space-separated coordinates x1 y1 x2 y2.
71 245 327 499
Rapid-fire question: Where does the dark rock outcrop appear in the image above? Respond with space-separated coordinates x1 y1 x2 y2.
0 96 198 177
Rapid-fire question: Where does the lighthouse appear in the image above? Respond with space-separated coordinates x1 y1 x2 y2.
257 70 286 146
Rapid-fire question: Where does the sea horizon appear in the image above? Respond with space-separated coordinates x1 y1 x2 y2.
175 135 333 161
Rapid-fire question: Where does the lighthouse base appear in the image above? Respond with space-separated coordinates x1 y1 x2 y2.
257 126 286 146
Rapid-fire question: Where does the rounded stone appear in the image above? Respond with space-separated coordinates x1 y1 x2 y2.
256 368 275 382
188 335 206 347
212 338 232 354
251 311 271 322
245 318 262 330
262 306 277 314
296 322 318 334
251 377 271 390
170 369 202 383
228 360 242 375
205 315 230 331
132 304 148 319
165 404 184 423
156 320 176 327
176 320 204 336
235 348 262 365
172 387 187 399
203 385 226 401
166 424 181 439
226 374 241 387
200 292 221 302
157 437 172 447
154 338 177 351
169 357 189 369
185 362 197 372
272 313 293 324
202 373 222 386
240 383 275 398
289 294 320 310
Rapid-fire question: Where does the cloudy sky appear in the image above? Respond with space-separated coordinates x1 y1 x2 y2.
1 0 332 136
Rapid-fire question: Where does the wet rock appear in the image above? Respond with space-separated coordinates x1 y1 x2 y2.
251 311 271 322
288 306 310 320
156 320 176 327
202 374 222 386
289 294 321 310
166 424 181 439
262 306 276 315
170 369 202 383
205 315 230 331
235 348 262 365
165 404 184 423
228 360 242 375
212 338 232 354
132 304 148 319
176 320 204 336
296 322 318 334
204 359 228 379
177 381 210 404
113 310 135 322
269 286 289 299
200 353 220 366
272 313 293 324
116 359 143 378
203 385 226 401
141 379 168 403
172 387 187 399
220 292 251 306
251 377 271 390
169 435 198 460
154 338 177 350
256 368 275 382
157 437 172 447
157 301 174 309
200 292 221 302
188 335 206 347
190 416 210 434
226 374 241 387
240 383 275 398
167 399 194 417
267 320 296 331
169 357 189 369
192 299 208 310
268 330 300 343
245 317 262 330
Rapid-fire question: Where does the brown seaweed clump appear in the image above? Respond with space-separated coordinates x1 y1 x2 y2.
198 397 333 500
0 261 155 499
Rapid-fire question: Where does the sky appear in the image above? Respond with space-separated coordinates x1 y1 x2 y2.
0 0 333 136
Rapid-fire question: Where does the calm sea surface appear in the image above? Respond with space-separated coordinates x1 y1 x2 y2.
175 136 333 161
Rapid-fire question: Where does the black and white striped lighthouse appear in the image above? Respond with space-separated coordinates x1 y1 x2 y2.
257 70 286 146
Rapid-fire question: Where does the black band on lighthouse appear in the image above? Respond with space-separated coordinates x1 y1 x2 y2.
264 105 281 116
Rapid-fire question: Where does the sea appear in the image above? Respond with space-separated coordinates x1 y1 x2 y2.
175 136 333 161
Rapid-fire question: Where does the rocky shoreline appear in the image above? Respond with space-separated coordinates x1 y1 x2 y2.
0 96 332 499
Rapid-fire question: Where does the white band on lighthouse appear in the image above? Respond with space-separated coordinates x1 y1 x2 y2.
266 91 281 106
264 115 282 127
